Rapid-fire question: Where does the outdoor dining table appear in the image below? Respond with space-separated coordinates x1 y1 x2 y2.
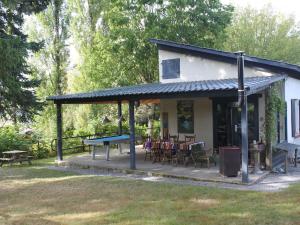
161 140 196 165
0 150 32 166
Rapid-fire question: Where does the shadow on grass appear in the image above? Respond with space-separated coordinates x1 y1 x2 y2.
0 168 299 225
0 152 87 179
0 152 300 225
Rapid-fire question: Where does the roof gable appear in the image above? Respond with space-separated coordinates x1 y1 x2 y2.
150 38 300 79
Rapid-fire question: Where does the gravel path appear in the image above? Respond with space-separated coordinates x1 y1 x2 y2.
47 165 300 192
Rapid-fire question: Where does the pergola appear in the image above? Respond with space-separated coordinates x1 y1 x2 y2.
47 74 285 183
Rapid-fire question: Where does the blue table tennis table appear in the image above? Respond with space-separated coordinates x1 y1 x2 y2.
84 135 130 160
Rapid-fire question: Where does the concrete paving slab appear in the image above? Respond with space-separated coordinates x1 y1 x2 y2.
58 146 269 185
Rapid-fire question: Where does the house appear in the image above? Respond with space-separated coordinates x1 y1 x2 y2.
150 39 300 147
47 39 300 183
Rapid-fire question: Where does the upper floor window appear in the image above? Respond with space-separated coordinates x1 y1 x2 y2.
291 99 300 137
162 58 180 79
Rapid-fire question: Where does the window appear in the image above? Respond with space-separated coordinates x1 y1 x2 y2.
162 58 180 79
291 99 300 137
177 100 194 133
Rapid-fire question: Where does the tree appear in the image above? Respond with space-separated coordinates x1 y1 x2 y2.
67 0 233 90
53 0 68 95
0 0 50 122
82 0 234 86
27 0 69 96
61 0 235 135
224 6 300 64
25 0 69 140
64 0 233 135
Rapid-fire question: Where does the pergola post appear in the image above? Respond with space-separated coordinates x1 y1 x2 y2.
129 100 136 169
118 101 122 135
56 103 63 161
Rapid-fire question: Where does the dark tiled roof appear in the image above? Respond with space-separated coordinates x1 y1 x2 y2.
149 38 300 78
48 75 285 104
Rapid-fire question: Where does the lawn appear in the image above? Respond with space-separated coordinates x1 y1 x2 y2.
0 157 300 225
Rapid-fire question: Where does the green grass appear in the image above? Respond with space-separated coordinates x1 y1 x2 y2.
0 156 300 225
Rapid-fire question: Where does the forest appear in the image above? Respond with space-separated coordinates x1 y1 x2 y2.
1 0 300 158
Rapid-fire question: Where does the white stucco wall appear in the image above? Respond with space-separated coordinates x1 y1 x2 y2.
160 98 213 149
161 94 267 148
158 49 276 83
158 49 298 146
285 77 300 144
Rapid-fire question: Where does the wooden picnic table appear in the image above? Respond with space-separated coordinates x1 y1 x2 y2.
0 150 33 166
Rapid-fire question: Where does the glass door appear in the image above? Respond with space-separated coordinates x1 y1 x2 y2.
213 97 259 148
230 106 241 146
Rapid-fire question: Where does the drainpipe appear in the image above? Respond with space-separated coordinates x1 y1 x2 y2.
237 51 245 107
236 51 249 183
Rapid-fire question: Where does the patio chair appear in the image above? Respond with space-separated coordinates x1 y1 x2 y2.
185 135 196 143
190 142 215 168
151 139 162 163
144 137 152 161
172 147 188 166
172 136 196 166
161 141 175 164
169 134 179 143
177 135 196 151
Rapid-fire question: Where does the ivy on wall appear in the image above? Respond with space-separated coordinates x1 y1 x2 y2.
264 81 286 169
265 81 286 145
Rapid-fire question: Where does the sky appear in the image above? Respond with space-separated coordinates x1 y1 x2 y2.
222 0 300 21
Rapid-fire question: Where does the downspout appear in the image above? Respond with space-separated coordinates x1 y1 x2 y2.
236 51 245 107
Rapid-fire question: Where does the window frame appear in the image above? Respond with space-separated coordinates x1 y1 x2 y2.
162 58 180 79
177 100 194 134
291 99 300 137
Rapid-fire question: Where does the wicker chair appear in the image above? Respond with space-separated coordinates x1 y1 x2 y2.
185 135 196 143
151 139 162 163
172 147 188 166
190 143 215 168
171 135 196 166
169 134 179 143
144 137 152 161
161 141 176 164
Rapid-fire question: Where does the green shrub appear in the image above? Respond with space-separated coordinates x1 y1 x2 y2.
0 126 29 154
0 126 54 159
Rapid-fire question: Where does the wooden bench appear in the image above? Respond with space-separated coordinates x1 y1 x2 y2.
1 150 33 167
0 156 33 167
0 158 14 167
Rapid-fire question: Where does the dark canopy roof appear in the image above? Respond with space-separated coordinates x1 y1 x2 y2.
149 38 300 79
48 75 285 104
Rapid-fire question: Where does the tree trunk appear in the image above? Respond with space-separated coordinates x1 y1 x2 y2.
53 0 62 95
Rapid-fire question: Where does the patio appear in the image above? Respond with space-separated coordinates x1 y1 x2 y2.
48 73 286 184
59 146 269 185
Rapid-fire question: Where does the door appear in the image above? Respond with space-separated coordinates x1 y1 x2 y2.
213 97 259 148
231 106 241 146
